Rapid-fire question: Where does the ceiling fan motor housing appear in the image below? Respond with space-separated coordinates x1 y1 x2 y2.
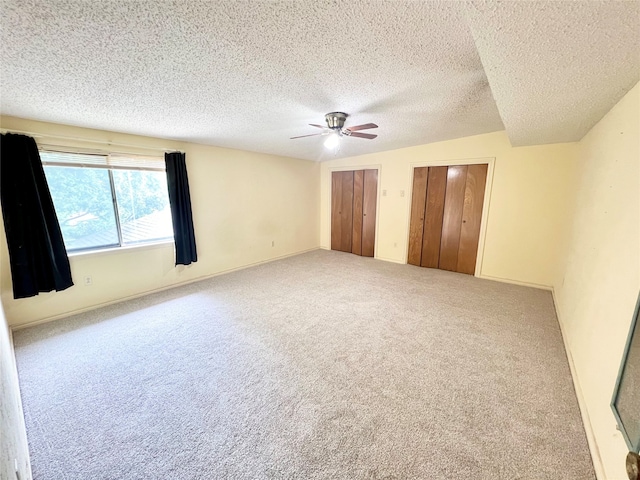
289 112 376 141
325 112 348 130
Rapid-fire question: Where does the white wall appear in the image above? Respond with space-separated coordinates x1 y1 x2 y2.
0 116 320 328
0 300 32 480
554 82 640 480
2 82 637 478
320 131 578 289
321 111 640 478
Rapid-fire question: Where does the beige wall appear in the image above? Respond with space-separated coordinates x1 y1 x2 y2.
320 102 639 478
2 83 637 478
554 82 640 480
0 116 320 328
0 301 32 480
320 131 578 288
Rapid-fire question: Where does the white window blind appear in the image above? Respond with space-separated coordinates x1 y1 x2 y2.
41 149 174 252
40 150 165 171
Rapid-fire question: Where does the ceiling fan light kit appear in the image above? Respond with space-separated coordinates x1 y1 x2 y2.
291 112 378 149
323 132 341 150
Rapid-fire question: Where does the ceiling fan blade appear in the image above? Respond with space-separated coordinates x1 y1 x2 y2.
309 124 326 129
347 132 377 139
346 123 378 131
290 133 325 139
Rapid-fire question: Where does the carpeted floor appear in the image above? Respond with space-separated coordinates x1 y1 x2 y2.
13 250 595 479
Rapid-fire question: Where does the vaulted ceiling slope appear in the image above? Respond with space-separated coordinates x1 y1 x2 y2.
466 0 640 146
1 1 638 161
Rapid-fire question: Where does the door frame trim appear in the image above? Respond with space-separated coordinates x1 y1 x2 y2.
405 157 495 277
327 165 382 259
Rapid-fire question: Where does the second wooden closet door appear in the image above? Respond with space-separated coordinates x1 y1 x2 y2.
331 170 377 257
408 164 487 275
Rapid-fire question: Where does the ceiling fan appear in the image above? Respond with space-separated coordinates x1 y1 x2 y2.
290 112 378 148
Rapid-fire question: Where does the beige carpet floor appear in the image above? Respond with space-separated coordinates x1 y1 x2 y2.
13 249 595 479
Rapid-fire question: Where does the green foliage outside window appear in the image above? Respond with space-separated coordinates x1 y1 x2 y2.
43 164 172 251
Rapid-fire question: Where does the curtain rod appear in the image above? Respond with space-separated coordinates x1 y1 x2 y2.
0 128 178 153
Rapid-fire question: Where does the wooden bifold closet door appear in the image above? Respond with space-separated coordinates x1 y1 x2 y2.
408 164 487 275
331 169 377 257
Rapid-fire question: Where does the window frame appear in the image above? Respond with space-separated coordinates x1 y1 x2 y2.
611 291 640 453
40 149 174 254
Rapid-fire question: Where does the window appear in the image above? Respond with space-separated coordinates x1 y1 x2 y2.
41 150 173 252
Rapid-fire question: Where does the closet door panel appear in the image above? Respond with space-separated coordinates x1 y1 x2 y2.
331 172 343 251
421 166 447 268
339 171 354 252
407 167 428 266
331 171 354 253
439 165 467 271
361 169 377 257
352 170 364 256
457 164 488 274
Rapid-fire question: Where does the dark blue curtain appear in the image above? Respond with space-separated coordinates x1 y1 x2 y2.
165 152 197 265
0 133 73 298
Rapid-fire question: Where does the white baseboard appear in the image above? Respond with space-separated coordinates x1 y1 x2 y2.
319 246 406 265
6 321 33 479
478 273 552 291
551 288 605 480
10 247 320 331
375 256 405 264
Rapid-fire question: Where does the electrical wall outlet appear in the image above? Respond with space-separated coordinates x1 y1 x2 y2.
84 275 92 286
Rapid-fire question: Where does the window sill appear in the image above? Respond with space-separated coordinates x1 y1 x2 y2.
67 239 174 259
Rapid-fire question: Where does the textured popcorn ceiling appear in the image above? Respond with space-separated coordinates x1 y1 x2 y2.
466 0 640 146
0 1 638 161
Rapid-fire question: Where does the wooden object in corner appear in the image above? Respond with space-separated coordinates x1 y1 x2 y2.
407 167 428 266
407 163 488 275
331 169 377 257
362 169 378 257
331 171 354 252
